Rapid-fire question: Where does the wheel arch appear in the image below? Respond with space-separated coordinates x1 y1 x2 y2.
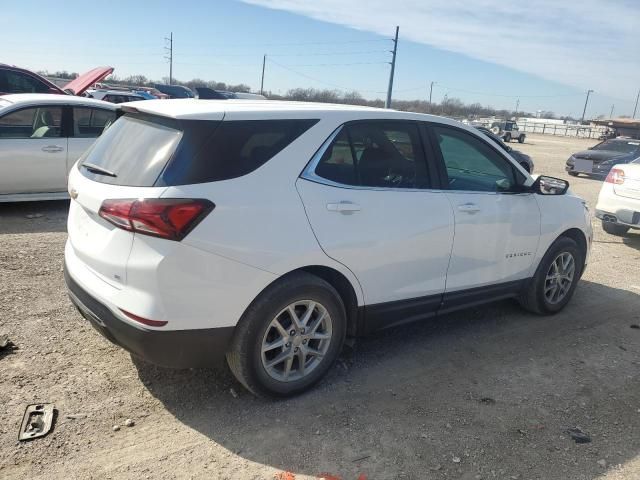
559 227 588 256
297 266 361 337
252 265 362 337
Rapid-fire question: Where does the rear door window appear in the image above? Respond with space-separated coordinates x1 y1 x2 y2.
72 107 116 138
314 121 429 189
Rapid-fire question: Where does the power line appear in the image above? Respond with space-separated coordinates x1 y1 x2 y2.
175 38 391 48
267 58 386 94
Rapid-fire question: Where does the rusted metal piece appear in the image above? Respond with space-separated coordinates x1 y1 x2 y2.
18 404 56 441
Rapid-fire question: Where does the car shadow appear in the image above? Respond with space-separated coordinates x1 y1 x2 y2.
133 280 640 478
0 200 69 234
623 231 640 249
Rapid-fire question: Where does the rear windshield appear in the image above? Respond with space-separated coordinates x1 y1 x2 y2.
79 116 183 186
79 115 318 186
592 140 640 154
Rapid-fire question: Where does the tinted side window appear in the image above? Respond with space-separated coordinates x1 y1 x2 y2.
0 71 50 94
161 119 318 185
0 107 62 138
433 126 518 192
315 129 356 186
73 108 116 138
314 122 429 189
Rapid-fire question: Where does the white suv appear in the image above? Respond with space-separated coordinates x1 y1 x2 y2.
64 100 592 397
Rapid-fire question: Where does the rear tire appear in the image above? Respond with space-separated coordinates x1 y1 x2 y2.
518 237 584 315
504 133 512 142
226 272 347 398
568 171 579 177
602 220 629 236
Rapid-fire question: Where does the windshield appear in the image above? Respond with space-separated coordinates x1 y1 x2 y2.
592 140 640 154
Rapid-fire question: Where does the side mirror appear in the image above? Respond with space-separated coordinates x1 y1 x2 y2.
532 175 569 195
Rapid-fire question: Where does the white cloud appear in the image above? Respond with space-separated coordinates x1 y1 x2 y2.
242 0 640 100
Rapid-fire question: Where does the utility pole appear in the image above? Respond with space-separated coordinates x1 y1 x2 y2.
514 99 520 117
580 89 593 124
260 54 266 96
385 26 399 109
610 104 615 119
164 32 173 84
633 89 639 119
429 81 436 104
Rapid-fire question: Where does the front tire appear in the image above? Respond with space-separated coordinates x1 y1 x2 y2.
226 272 347 398
518 135 525 143
568 171 579 177
602 220 629 236
519 237 584 315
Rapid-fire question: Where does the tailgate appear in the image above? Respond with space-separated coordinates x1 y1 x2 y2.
67 166 167 288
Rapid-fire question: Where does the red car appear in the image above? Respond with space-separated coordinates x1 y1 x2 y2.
0 64 114 96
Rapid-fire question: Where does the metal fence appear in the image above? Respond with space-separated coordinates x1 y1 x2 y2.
518 121 607 139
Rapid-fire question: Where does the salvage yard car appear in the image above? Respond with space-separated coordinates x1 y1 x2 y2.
566 138 640 178
64 100 592 397
0 94 116 202
595 159 640 236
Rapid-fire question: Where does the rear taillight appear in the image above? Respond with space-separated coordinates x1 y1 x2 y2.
99 198 214 241
605 168 625 185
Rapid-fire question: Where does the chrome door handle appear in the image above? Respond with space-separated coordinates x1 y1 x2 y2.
327 201 361 214
41 145 64 153
457 203 480 213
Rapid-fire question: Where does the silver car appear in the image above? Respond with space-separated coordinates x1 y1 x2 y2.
0 94 116 202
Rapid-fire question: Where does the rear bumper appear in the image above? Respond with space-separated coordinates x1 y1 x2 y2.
64 265 234 368
596 187 640 229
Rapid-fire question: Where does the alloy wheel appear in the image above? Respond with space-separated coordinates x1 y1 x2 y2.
261 300 333 382
544 252 575 304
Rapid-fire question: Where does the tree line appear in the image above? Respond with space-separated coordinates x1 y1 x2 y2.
40 70 569 120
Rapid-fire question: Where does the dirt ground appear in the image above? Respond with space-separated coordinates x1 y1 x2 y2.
1 133 639 480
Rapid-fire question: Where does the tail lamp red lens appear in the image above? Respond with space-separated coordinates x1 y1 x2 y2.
120 309 168 327
99 198 214 241
605 168 625 185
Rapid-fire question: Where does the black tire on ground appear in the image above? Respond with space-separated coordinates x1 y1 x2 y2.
568 171 579 177
504 133 511 142
602 220 629 236
518 135 525 143
518 236 585 315
226 271 347 398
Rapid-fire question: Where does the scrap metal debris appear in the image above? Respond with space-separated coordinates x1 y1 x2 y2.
18 404 56 441
0 335 17 356
567 427 591 444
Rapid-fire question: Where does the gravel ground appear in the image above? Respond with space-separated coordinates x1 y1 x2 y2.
1 133 639 480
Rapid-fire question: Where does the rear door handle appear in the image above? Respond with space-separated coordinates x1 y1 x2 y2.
41 145 64 153
457 203 480 214
327 201 361 214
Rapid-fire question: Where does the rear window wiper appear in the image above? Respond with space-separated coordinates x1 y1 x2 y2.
82 162 117 178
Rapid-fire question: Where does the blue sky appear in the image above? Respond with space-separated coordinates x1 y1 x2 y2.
1 0 638 117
